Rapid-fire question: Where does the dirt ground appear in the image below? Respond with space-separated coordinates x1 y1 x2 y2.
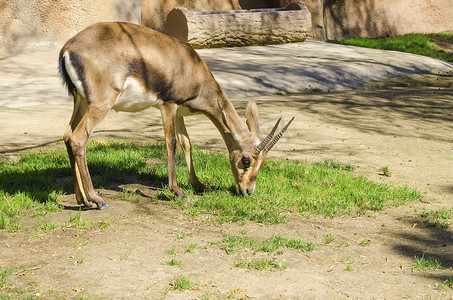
1 70 453 298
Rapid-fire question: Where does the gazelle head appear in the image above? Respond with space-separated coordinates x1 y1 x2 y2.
223 100 294 196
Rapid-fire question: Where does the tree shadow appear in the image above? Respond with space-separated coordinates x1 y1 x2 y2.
392 218 453 280
200 42 453 97
269 87 453 143
0 139 61 155
323 0 398 40
0 140 236 212
0 147 171 210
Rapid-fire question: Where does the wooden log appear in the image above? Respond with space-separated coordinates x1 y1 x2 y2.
165 2 311 48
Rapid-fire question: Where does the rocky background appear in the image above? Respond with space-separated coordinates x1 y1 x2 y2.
1 0 452 56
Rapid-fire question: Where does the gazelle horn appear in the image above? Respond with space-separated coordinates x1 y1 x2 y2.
256 118 281 153
264 116 295 152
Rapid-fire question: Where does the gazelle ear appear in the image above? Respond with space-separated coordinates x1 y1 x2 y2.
245 99 260 139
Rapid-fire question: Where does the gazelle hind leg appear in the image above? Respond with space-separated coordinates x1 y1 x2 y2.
65 93 111 209
176 115 206 192
64 94 91 207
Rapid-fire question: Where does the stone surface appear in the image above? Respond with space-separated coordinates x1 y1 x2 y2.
318 0 453 41
1 0 452 57
165 3 311 48
0 0 141 57
141 0 241 32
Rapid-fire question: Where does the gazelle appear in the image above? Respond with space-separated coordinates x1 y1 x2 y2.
59 22 293 209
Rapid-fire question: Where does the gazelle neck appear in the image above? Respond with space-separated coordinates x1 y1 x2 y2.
207 94 258 154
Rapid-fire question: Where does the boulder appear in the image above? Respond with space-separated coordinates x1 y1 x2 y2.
165 2 312 48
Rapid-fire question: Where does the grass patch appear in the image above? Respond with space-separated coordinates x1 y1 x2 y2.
168 246 177 255
0 141 421 228
176 233 187 240
359 238 371 246
236 258 287 271
67 211 93 229
98 218 112 229
169 275 196 291
192 158 420 223
185 243 197 253
436 277 453 291
217 234 315 254
76 257 86 265
165 258 183 268
34 220 59 232
72 239 90 248
412 253 444 270
334 33 453 62
122 188 140 203
324 233 334 244
419 208 452 229
344 265 353 272
0 267 13 289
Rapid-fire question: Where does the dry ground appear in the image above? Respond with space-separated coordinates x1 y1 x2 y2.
0 72 452 299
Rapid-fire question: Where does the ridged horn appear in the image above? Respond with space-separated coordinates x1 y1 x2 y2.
256 118 281 153
264 117 295 152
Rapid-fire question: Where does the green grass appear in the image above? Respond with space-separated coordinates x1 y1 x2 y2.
324 233 334 244
190 158 420 223
236 258 287 271
0 267 13 289
67 211 93 229
334 33 453 62
436 277 453 291
412 253 444 270
170 275 196 291
34 220 59 231
165 258 183 268
185 243 197 253
176 233 187 239
122 188 140 203
168 246 177 255
0 141 421 229
72 239 90 248
217 234 315 254
76 258 86 265
419 207 452 229
359 238 371 246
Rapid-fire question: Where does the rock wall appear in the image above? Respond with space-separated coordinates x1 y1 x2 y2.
143 0 452 41
282 0 453 40
0 0 141 57
1 0 451 57
141 0 242 32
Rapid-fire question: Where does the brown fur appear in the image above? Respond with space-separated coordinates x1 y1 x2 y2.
59 22 289 208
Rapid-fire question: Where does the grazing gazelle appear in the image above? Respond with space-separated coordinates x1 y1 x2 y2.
59 22 293 209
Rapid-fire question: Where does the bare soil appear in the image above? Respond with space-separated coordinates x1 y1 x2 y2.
1 74 453 299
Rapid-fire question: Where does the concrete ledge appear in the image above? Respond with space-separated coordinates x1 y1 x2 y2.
165 2 311 48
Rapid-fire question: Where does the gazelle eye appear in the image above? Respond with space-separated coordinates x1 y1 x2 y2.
242 156 251 168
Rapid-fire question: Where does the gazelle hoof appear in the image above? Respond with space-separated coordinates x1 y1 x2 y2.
97 201 110 210
192 182 207 193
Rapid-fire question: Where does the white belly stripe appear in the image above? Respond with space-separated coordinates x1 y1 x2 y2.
113 77 163 112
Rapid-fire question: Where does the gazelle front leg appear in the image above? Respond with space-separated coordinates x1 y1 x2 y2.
161 103 187 198
176 115 206 192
